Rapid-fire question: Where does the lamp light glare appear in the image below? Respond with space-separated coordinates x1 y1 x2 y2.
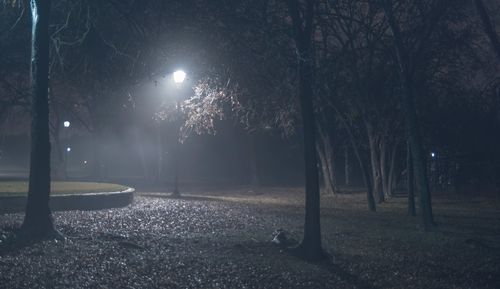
63 121 70 128
66 147 71 152
173 70 186 83
431 152 436 158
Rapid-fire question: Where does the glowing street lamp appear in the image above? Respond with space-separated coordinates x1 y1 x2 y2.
173 70 186 84
63 120 70 128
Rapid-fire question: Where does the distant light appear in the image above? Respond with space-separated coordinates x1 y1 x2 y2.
173 70 186 84
431 152 436 158
83 160 87 164
63 121 70 128
66 147 71 152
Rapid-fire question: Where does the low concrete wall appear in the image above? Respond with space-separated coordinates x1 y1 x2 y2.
0 188 134 214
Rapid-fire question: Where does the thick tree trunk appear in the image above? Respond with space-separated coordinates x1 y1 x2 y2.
383 0 434 229
407 141 416 216
21 0 57 237
287 0 324 261
474 0 500 61
296 34 323 260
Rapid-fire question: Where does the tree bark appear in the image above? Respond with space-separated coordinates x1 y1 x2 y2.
21 0 57 237
387 141 399 198
316 123 337 195
317 141 335 195
407 141 416 216
344 145 349 186
286 0 324 261
340 118 376 211
379 137 389 199
383 0 434 229
366 122 384 203
324 137 337 193
474 0 500 61
354 142 376 212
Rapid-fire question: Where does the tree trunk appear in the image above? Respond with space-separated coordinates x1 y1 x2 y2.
317 142 334 195
287 0 324 261
407 141 416 216
379 137 389 199
383 0 434 229
355 143 376 212
344 145 349 186
21 0 57 237
367 123 384 203
474 0 500 61
341 119 376 211
316 123 337 195
387 141 399 198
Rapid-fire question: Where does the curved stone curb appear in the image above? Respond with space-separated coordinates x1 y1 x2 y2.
0 187 134 214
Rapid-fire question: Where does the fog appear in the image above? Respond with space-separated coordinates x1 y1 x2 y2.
0 117 315 189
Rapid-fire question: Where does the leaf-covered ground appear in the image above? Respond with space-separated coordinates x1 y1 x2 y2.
1 188 499 288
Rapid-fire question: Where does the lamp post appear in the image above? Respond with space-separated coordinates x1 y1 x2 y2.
63 121 71 178
65 146 71 178
172 70 186 197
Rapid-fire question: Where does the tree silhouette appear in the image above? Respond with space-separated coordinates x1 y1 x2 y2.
286 0 325 261
21 0 58 238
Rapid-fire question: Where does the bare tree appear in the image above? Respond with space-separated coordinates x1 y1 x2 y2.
382 0 436 229
286 0 325 261
21 0 59 238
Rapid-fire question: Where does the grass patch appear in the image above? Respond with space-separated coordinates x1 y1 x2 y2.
0 181 128 196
